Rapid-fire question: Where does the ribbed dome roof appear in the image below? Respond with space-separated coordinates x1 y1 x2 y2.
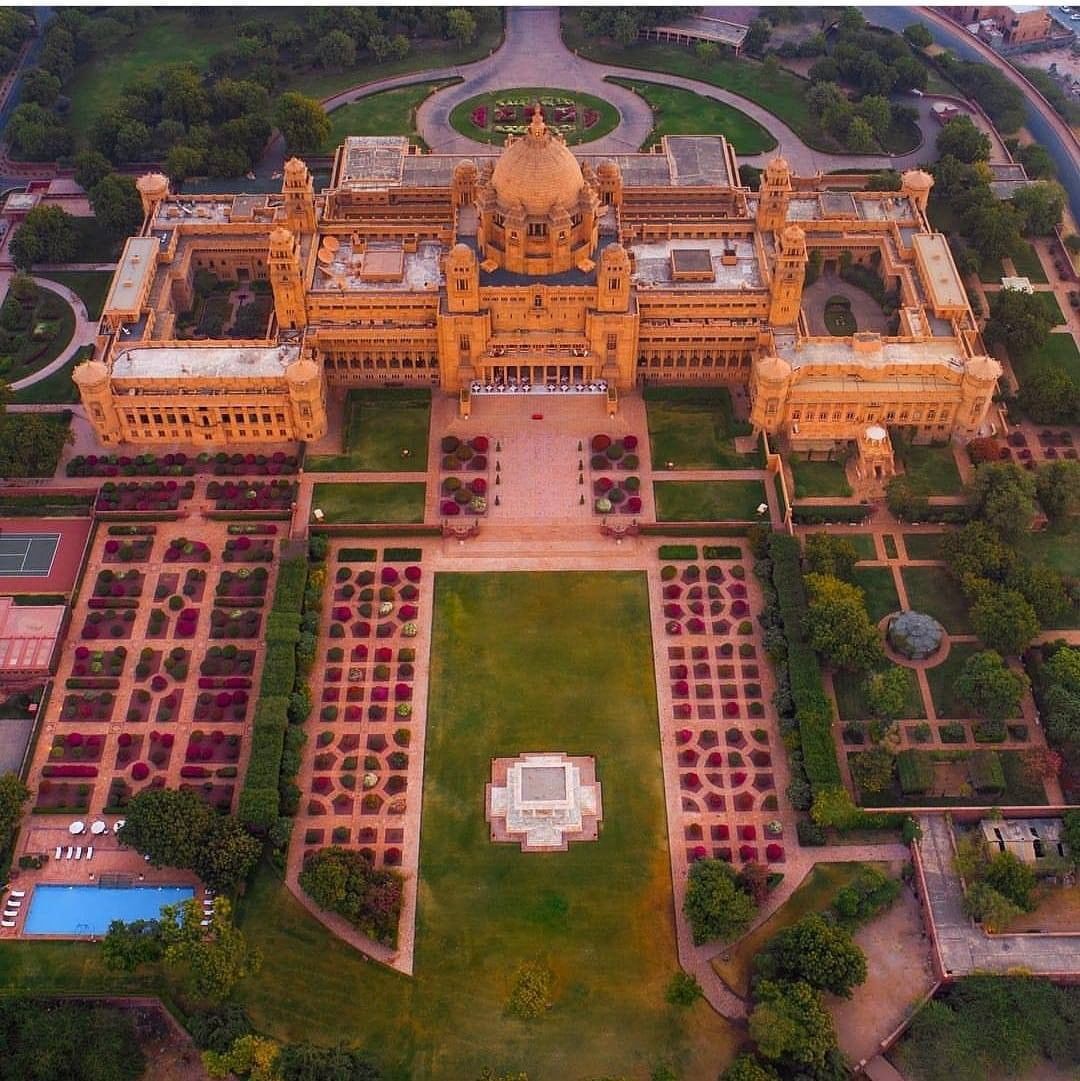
490 106 584 216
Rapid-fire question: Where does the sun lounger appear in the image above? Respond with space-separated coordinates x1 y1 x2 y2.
74 847 82 860
3 912 16 920
10 890 25 899
5 897 21 907
200 918 211 927
1 920 14 928
85 847 93 861
54 846 61 860
65 846 73 859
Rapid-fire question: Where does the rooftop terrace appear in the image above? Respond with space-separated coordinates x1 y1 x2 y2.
111 344 299 381
630 238 762 291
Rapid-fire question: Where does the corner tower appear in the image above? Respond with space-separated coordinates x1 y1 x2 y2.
756 156 792 233
769 224 808 326
268 226 307 330
282 157 316 234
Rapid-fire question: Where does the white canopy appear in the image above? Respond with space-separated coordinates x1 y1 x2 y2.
68 820 85 835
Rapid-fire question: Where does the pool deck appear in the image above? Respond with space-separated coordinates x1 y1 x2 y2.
3 816 202 939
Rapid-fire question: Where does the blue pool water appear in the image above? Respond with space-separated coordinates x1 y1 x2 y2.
24 884 195 936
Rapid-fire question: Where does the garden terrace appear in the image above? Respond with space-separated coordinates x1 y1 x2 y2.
655 545 787 869
589 433 643 516
437 435 490 519
295 547 426 880
94 481 195 515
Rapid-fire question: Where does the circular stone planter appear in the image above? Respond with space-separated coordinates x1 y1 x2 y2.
886 610 946 662
449 86 619 147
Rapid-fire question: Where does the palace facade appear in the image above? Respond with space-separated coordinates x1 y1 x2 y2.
75 106 1001 470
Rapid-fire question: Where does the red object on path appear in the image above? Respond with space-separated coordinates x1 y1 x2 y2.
531 413 543 420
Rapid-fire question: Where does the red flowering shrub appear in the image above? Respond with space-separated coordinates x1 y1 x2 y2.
591 434 611 452
676 728 692 744
131 762 149 781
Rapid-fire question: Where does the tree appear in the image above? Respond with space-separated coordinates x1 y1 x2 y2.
274 92 330 154
1018 364 1079 426
1007 561 1070 628
749 980 838 1071
1036 459 1080 523
165 144 206 184
838 7 866 33
0 772 28 857
757 913 868 997
102 918 164 972
21 68 61 107
865 666 912 721
810 784 859 829
986 285 1054 360
322 29 356 70
970 585 1039 656
937 116 991 163
721 1056 779 1081
970 462 1038 541
73 148 113 192
89 174 144 239
277 1043 382 1081
886 475 929 521
299 846 404 947
8 204 78 269
962 199 1022 262
804 574 884 672
203 1034 282 1080
963 880 1023 932
188 1004 255 1053
850 744 896 794
904 22 933 48
984 850 1037 910
857 95 892 142
194 814 261 892
736 860 771 905
446 8 477 46
745 18 771 56
845 116 876 153
119 787 212 869
160 898 261 1000
955 650 1028 720
682 858 757 945
1012 181 1065 236
804 532 859 581
695 41 718 64
1018 143 1055 180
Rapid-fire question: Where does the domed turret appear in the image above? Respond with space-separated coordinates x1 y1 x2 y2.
901 169 934 213
135 172 169 218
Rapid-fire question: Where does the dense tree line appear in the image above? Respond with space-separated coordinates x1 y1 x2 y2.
576 8 697 47
6 7 499 175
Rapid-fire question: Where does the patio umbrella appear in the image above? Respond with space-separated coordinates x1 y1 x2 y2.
112 819 125 834
90 821 107 836
68 821 85 835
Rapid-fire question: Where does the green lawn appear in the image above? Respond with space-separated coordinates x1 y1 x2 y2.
654 480 766 522
790 458 852 498
1011 240 1049 284
902 532 946 561
841 533 878 561
1031 332 1080 382
979 254 1005 285
897 443 963 496
449 86 620 146
900 567 972 634
833 664 924 723
12 346 87 406
926 642 980 719
645 386 752 470
241 572 741 1078
38 271 113 322
307 389 430 472
851 566 901 623
0 286 75 387
607 77 776 154
561 13 825 149
311 482 426 524
1016 527 1080 577
321 79 459 153
72 216 124 264
1033 290 1066 327
711 863 882 997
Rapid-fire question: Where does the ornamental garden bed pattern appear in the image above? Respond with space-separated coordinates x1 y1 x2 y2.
438 434 490 517
67 450 298 478
296 544 428 872
95 480 195 514
28 517 279 816
588 433 642 515
653 546 786 869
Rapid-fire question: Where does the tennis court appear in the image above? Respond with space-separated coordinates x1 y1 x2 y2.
0 533 61 577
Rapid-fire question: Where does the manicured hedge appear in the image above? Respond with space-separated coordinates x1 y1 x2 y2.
767 534 841 790
238 553 307 830
898 749 933 795
339 547 376 562
791 505 872 525
658 545 699 560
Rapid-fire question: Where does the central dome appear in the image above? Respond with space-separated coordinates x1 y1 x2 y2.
490 105 584 216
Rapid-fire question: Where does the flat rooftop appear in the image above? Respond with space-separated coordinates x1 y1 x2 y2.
630 238 762 291
0 597 64 674
778 335 966 371
338 135 410 188
312 240 444 292
652 15 748 48
913 234 966 310
111 344 300 380
105 237 159 314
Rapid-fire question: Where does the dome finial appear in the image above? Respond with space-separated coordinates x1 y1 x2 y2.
529 103 546 138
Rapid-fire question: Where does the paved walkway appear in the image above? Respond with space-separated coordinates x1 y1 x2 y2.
917 815 1080 977
8 276 98 392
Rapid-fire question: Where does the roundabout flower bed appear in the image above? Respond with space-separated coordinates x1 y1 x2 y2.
449 87 619 146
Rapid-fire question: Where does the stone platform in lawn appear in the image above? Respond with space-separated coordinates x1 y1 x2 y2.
486 752 602 852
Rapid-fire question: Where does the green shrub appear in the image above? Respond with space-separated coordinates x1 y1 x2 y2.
969 750 1005 794
897 749 933 795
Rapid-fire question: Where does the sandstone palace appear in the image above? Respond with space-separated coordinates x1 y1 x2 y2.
74 107 1001 474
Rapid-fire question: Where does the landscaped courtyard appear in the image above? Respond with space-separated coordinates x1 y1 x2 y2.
645 387 753 470
450 87 619 146
251 572 740 1078
307 389 431 473
654 480 766 522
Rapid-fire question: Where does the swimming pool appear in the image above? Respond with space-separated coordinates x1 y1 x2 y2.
23 884 195 936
